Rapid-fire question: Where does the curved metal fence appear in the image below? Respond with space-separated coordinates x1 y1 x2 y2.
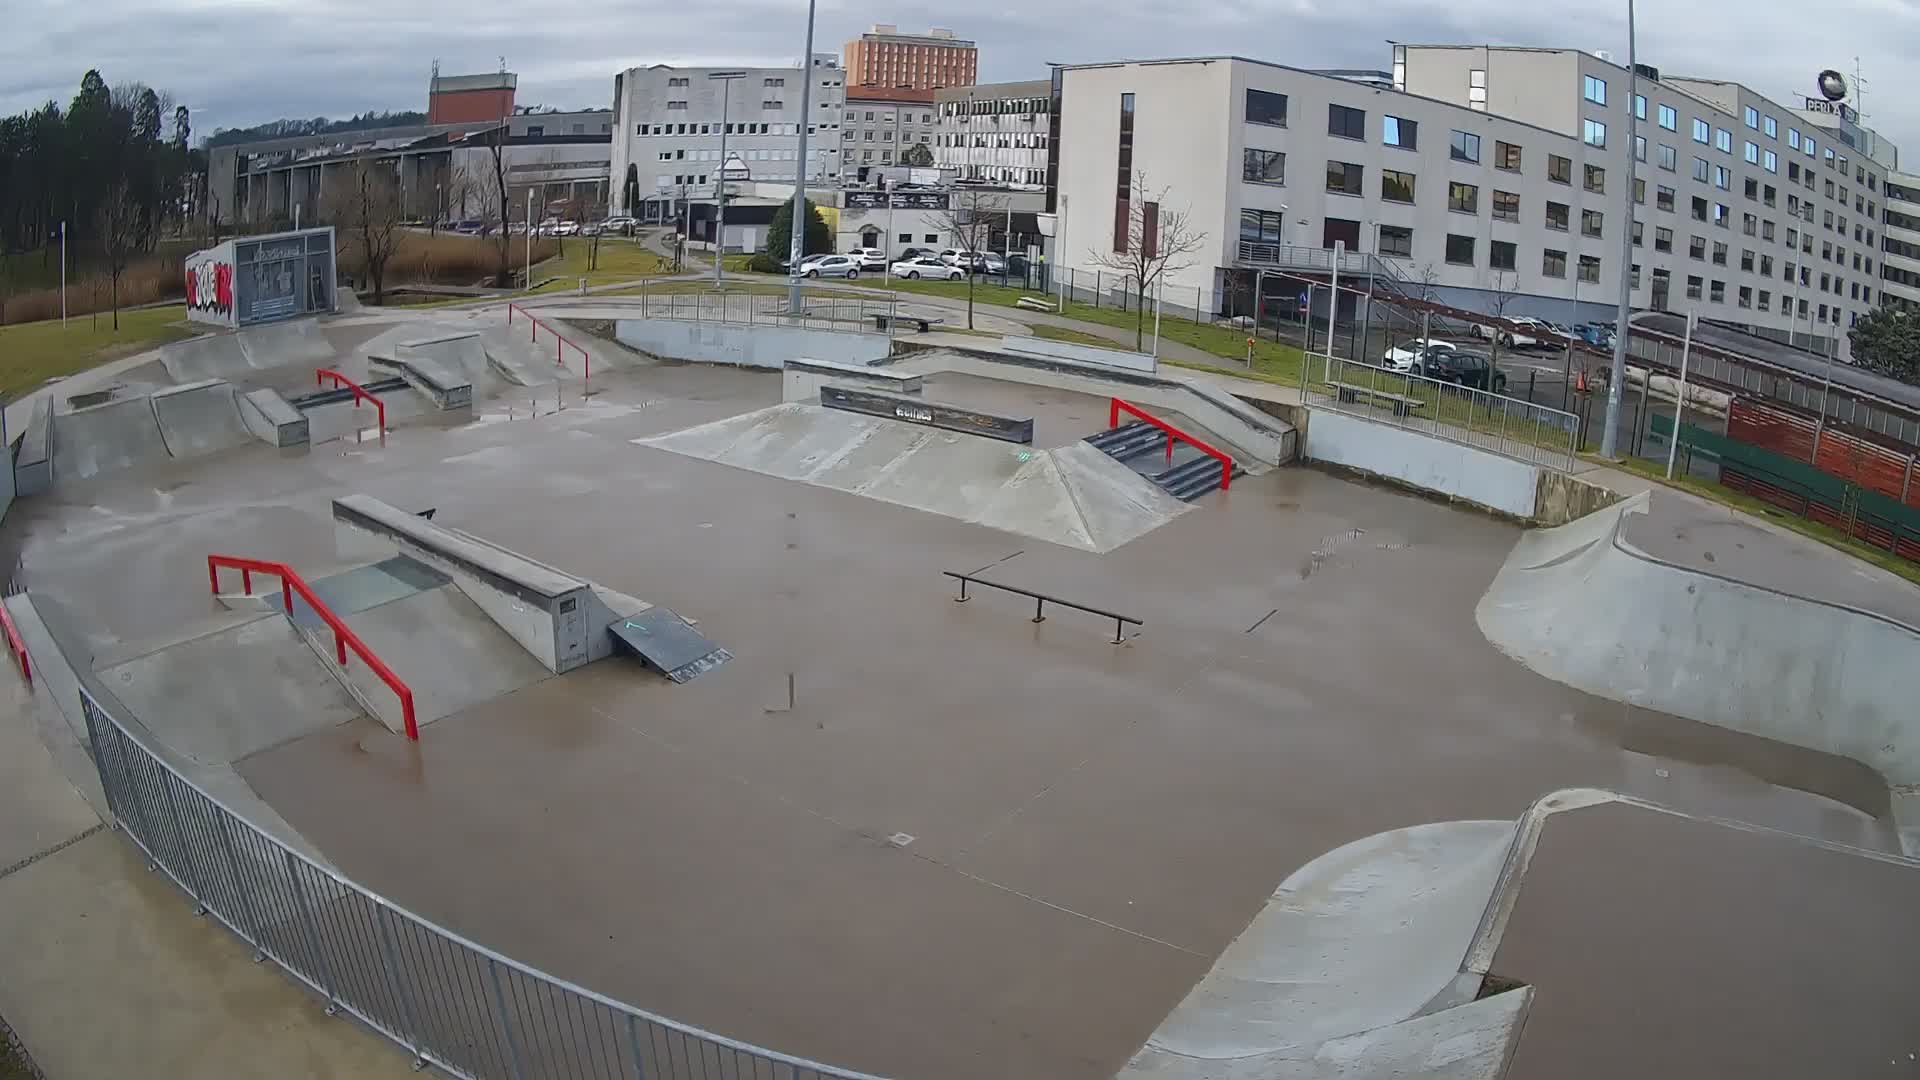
77 684 879 1080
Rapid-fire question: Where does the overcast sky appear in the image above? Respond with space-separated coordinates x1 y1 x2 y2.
2 0 1915 159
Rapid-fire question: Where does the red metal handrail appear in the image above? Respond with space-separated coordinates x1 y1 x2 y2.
1109 398 1234 492
0 600 30 686
316 368 388 439
207 555 419 740
507 302 592 380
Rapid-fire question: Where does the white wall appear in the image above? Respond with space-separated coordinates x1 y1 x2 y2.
1304 409 1539 517
614 319 892 369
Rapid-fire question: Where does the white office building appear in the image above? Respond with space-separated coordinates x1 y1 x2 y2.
609 57 846 224
1053 51 1884 355
934 80 1054 187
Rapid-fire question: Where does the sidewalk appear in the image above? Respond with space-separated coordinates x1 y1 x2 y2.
0 673 413 1079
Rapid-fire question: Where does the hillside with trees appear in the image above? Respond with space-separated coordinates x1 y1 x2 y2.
205 111 427 148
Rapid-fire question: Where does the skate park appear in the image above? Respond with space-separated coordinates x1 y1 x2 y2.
2 290 1919 1080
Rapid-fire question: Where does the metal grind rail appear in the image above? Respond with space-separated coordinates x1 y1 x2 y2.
314 368 388 438
1110 398 1234 491
944 570 1143 644
507 302 592 380
206 554 419 740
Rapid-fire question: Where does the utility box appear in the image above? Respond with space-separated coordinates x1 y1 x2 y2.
184 227 338 329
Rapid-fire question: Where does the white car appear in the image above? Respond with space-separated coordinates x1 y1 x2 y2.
937 248 969 266
553 221 581 237
792 254 833 273
890 257 963 280
1474 317 1542 349
848 247 889 269
802 254 861 279
1383 339 1455 372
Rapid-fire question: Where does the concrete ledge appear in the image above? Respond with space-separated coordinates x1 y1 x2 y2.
370 351 474 411
819 385 1034 443
14 398 51 497
782 357 923 403
237 388 309 448
1000 334 1157 374
613 318 890 370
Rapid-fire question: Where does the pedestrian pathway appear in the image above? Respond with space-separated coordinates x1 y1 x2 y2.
0 674 413 1079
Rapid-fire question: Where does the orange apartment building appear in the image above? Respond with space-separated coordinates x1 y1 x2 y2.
842 25 976 91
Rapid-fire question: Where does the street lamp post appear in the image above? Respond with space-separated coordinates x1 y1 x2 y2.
710 71 747 287
1600 0 1639 457
786 0 819 316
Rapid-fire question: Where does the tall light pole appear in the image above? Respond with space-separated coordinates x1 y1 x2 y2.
786 0 819 316
1600 0 1638 457
710 71 747 287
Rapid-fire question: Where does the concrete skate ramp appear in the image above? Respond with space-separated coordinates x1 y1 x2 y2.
328 585 552 733
1477 491 1920 792
150 379 252 458
474 327 561 387
238 316 334 370
1121 820 1518 1078
98 611 366 766
636 403 1192 553
157 333 251 383
50 395 169 483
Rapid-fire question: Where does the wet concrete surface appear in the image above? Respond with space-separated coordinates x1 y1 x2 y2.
1624 489 1920 629
1491 800 1920 1080
2 356 1904 1079
917 370 1113 448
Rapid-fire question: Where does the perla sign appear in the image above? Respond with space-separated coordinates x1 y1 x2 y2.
1802 98 1857 123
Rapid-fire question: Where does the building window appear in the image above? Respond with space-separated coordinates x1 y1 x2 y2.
1634 135 1647 163
1715 128 1732 153
1693 117 1710 144
1328 104 1367 140
1493 190 1520 222
1763 185 1777 207
1743 213 1758 236
1383 115 1418 149
1543 249 1567 278
1758 289 1771 311
1579 255 1602 284
1744 105 1759 129
1714 203 1730 228
1381 169 1416 203
1744 177 1759 201
1491 239 1517 270
1585 164 1605 194
1445 234 1476 265
1659 104 1677 131
1691 196 1708 222
1583 75 1608 104
1741 249 1756 272
1583 209 1604 238
1745 141 1760 165
1245 89 1288 127
1655 227 1674 253
1658 144 1677 172
1693 157 1711 183
1545 201 1569 231
1714 165 1730 191
1687 274 1704 299
1634 178 1646 204
1243 149 1285 186
1326 160 1364 196
1632 220 1644 246
1765 115 1778 138
1448 181 1479 213
1495 141 1521 171
1548 154 1572 184
1468 68 1487 110
1379 224 1414 257
1690 235 1706 260
1584 119 1607 148
1634 94 1647 120
1657 185 1676 212
1761 254 1773 275
1239 209 1287 244
1113 93 1135 254
1450 130 1481 163
1712 241 1728 266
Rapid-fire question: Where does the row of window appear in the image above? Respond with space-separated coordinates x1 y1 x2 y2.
636 122 805 137
848 110 936 124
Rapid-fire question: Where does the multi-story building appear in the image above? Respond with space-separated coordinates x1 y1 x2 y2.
1882 172 1920 310
842 25 976 92
427 71 517 124
1394 44 1883 352
608 58 845 225
933 80 1054 187
1052 51 1883 353
841 86 937 179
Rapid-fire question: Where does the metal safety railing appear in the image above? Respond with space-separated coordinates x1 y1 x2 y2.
0 596 29 686
207 554 418 740
1110 398 1234 492
507 302 593 380
620 289 899 336
1308 355 1580 472
74 678 881 1080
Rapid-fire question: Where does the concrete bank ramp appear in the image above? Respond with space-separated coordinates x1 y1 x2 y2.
635 403 1192 553
150 379 252 458
158 333 251 383
50 395 170 484
1476 491 1920 853
1122 820 1522 1079
238 316 334 370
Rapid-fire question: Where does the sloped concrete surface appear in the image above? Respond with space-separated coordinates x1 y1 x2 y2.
150 379 253 459
1121 820 1516 1078
635 402 1190 552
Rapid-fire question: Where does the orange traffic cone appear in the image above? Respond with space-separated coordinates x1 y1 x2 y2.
1575 368 1589 394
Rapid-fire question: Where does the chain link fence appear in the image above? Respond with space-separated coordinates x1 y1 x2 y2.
78 681 879 1080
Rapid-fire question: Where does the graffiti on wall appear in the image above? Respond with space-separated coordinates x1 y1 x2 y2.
184 255 234 322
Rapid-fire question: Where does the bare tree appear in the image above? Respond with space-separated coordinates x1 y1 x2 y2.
928 186 1008 330
1084 170 1209 350
95 180 143 331
1484 269 1521 368
483 122 514 287
326 157 405 305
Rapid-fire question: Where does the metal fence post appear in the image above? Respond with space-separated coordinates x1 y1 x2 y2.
214 812 268 958
627 1013 649 1080
286 850 340 1009
157 772 206 906
373 904 428 1070
488 958 528 1080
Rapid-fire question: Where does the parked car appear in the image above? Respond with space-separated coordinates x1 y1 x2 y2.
792 253 834 273
1383 338 1455 372
937 248 969 266
553 221 582 237
579 221 605 237
897 247 935 262
1474 317 1542 350
803 254 862 279
1572 322 1616 348
965 252 1008 275
848 246 889 269
890 256 963 280
603 215 637 235
1424 350 1509 393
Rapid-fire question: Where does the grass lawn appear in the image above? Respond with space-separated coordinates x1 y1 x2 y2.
1027 325 1121 348
526 238 674 293
0 1033 32 1080
0 305 193 401
1606 454 1920 588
